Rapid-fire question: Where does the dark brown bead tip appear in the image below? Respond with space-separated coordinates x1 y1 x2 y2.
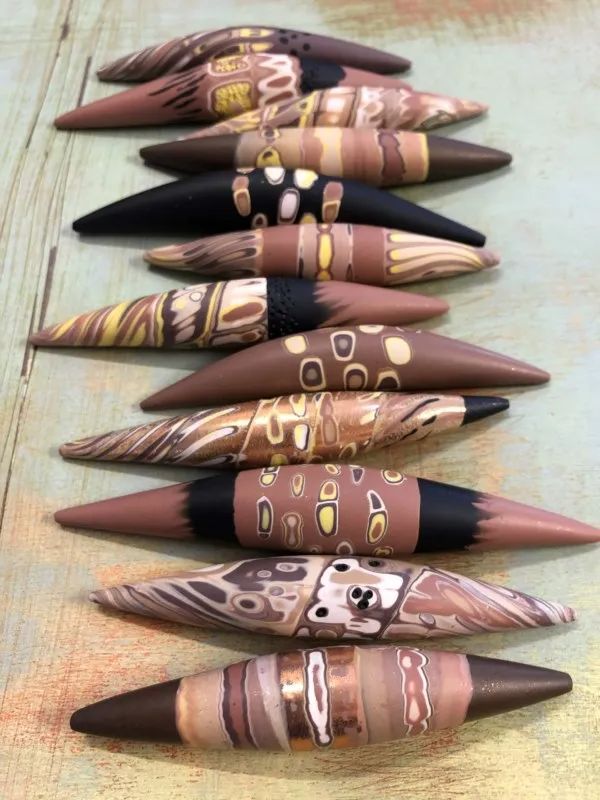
141 136 238 172
70 679 182 742
427 136 512 182
466 654 572 720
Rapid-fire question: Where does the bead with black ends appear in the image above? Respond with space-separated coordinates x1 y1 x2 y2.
298 57 346 93
266 278 329 338
186 475 238 542
415 478 486 552
73 169 486 246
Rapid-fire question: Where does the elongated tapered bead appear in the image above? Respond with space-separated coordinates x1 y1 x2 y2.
71 644 572 749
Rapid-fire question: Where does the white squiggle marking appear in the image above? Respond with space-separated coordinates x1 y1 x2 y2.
305 650 332 746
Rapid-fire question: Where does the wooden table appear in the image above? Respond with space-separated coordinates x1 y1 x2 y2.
1 2 598 798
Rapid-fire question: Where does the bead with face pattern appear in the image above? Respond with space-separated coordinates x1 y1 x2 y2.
89 554 575 641
71 168 487 247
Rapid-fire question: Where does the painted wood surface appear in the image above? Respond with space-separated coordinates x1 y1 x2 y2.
0 1 598 798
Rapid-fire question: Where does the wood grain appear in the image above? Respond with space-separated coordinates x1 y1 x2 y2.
0 2 598 798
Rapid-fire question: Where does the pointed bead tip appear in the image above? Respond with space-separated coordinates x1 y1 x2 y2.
28 331 48 346
466 654 572 720
54 503 111 531
139 394 157 410
141 136 237 172
70 706 93 734
143 245 182 266
462 395 509 425
522 364 551 384
421 296 449 318
448 98 489 123
482 248 501 267
59 442 75 458
564 522 600 545
55 107 101 130
377 54 412 73
140 374 204 410
54 507 78 527
54 111 77 130
427 136 513 182
70 680 181 741
88 590 103 604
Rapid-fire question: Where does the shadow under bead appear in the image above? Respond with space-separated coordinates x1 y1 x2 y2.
55 463 600 552
144 224 499 285
70 644 572 749
72 167 486 246
96 25 412 82
141 128 512 187
140 325 548 409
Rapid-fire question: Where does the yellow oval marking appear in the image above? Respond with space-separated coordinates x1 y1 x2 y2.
293 168 319 189
367 512 387 544
318 505 336 535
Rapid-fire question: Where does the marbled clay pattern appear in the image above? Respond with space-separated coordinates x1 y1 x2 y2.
59 391 504 469
141 127 511 186
96 26 411 82
70 644 573 748
145 223 498 284
72 168 487 248
56 54 409 129
142 325 547 408
30 281 447 349
89 554 575 640
30 278 269 349
182 87 488 140
172 646 472 748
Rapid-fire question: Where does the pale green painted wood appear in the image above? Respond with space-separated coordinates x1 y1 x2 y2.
0 2 598 798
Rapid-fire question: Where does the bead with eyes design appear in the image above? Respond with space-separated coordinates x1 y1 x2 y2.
349 585 379 611
302 556 408 639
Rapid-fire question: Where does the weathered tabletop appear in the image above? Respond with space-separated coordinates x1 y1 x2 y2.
1 1 598 798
